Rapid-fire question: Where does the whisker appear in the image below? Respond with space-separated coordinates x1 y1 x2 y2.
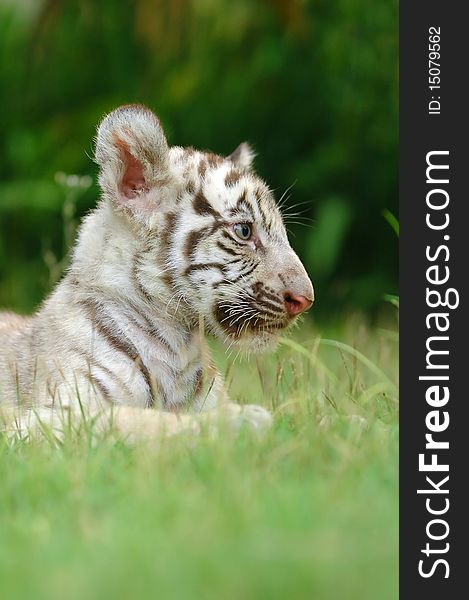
280 199 312 213
283 220 314 229
277 181 298 209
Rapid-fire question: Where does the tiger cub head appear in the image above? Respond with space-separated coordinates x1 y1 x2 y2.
94 104 314 352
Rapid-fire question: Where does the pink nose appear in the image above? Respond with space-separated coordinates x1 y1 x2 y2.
283 291 313 316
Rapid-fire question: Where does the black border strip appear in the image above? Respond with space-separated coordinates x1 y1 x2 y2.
400 2 466 595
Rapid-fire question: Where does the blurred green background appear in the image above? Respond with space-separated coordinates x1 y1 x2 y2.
0 0 398 318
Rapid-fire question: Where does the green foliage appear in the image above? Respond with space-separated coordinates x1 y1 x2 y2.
0 0 398 316
382 209 399 237
305 196 351 280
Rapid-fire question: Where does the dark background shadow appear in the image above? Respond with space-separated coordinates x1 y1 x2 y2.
0 0 398 319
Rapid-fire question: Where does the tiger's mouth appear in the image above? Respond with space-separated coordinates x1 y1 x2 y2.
214 302 293 341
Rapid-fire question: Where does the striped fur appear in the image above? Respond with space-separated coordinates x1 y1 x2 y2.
0 105 313 440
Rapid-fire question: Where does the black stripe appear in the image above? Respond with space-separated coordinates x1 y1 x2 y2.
236 190 247 209
193 191 221 218
71 344 133 401
198 159 207 177
258 290 283 306
258 204 270 234
126 312 177 357
85 371 113 404
217 241 239 256
184 228 205 259
132 252 155 303
221 230 236 243
205 153 223 168
193 368 204 398
225 169 242 186
79 299 155 406
162 212 177 250
254 188 271 233
230 263 258 283
226 257 244 265
209 219 229 234
185 262 225 276
253 297 285 314
253 306 283 319
235 190 256 220
93 360 133 399
160 212 178 289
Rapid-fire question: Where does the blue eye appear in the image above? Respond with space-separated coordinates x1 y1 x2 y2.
233 223 252 240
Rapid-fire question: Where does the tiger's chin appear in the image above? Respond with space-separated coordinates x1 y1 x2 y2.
215 322 291 354
238 329 282 353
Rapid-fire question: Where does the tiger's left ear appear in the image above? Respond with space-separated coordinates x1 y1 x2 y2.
94 104 170 215
228 142 255 169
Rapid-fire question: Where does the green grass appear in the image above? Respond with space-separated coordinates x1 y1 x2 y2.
0 315 398 600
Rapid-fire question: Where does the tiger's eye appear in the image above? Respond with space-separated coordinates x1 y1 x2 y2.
233 223 252 240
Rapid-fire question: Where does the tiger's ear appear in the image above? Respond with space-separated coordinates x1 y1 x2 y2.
228 142 255 169
94 104 170 212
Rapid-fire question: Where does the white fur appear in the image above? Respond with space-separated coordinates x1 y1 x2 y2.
0 104 314 442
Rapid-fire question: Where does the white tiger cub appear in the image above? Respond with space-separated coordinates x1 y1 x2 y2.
0 104 314 442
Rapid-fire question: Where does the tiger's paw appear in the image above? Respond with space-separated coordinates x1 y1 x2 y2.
215 403 273 435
